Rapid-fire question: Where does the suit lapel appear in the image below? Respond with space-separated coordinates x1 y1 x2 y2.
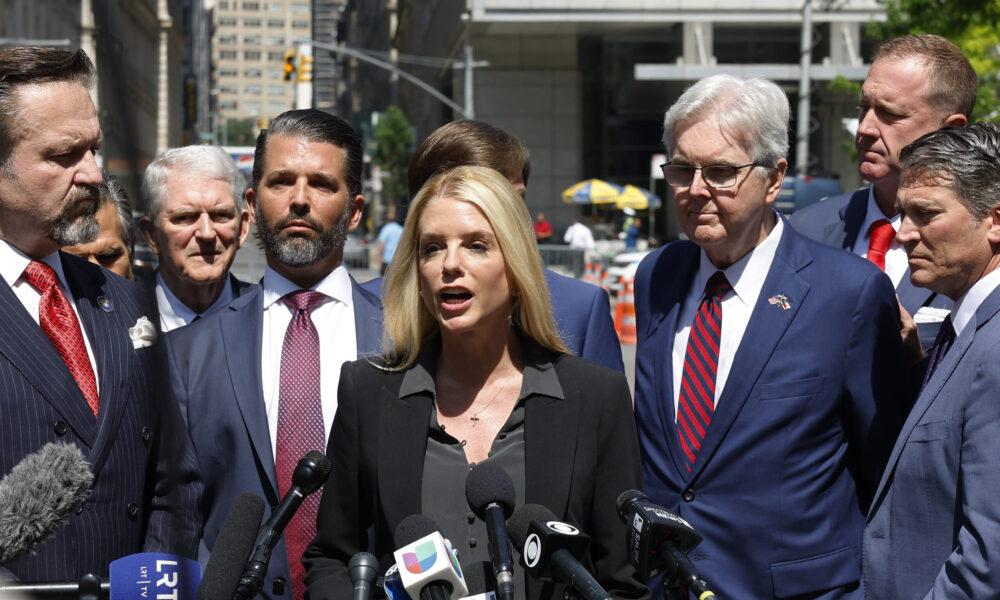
689 228 812 481
220 290 277 497
378 388 429 527
0 261 97 445
834 188 869 250
525 384 578 517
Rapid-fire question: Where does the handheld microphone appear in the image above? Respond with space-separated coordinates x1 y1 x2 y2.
196 493 266 600
0 553 202 599
233 451 332 600
393 515 468 600
0 442 93 565
464 462 515 600
381 559 410 600
349 552 379 600
615 490 716 599
506 504 610 600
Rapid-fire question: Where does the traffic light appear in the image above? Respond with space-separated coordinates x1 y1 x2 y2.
297 55 314 83
282 50 297 81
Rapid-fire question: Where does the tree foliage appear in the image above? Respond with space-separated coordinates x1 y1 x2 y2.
871 0 1000 120
373 106 415 205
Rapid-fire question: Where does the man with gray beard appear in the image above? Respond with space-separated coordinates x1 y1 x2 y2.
165 109 383 600
0 46 200 581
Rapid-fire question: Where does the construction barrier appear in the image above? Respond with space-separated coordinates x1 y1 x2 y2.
615 276 637 344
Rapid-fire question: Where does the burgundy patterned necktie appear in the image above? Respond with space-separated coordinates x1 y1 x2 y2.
922 315 955 390
23 260 99 416
276 289 327 600
677 271 732 472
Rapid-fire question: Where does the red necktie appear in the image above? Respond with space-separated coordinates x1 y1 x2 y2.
23 261 99 417
677 271 732 472
867 219 894 271
276 290 327 600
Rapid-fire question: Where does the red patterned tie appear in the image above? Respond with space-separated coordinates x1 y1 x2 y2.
677 271 732 473
276 290 327 600
23 261 99 416
867 219 894 271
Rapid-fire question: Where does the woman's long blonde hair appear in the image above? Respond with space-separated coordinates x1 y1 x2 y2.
381 166 569 369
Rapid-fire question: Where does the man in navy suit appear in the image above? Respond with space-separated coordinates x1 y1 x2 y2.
362 119 623 371
790 35 976 350
633 75 906 599
167 109 382 600
865 123 1000 598
0 47 199 580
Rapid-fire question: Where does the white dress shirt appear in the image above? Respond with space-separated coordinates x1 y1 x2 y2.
260 264 357 455
949 267 1000 338
671 216 784 417
155 272 236 332
0 240 100 388
851 187 907 287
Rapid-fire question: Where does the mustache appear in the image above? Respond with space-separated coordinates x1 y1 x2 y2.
274 213 323 232
70 184 100 204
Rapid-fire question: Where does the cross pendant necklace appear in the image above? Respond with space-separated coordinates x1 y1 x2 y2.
470 378 509 427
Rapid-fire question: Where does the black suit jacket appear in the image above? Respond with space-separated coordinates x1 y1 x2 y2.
0 252 200 580
303 347 648 600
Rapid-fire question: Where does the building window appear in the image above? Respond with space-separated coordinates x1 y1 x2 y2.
217 1 229 9
220 100 237 110
220 50 238 60
267 51 285 61
267 68 283 79
219 67 238 77
242 2 259 9
268 85 286 95
290 2 308 13
268 101 288 113
270 2 284 11
291 20 308 28
244 84 262 95
244 18 261 27
218 17 237 27
266 36 285 46
217 34 237 45
244 50 261 60
268 19 285 27
244 34 262 45
220 84 239 94
244 68 263 78
244 101 262 112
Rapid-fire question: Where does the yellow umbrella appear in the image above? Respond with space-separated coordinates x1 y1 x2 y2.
561 179 623 204
616 184 662 210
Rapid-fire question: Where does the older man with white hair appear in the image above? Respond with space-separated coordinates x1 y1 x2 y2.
632 74 908 599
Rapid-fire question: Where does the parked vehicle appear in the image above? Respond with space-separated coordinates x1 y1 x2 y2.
775 175 843 216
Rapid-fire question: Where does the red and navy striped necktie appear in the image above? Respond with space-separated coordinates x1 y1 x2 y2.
677 271 732 472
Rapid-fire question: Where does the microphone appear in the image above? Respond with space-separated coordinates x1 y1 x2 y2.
0 442 93 565
0 552 201 598
196 493 266 600
506 504 610 600
381 558 410 600
392 515 468 600
349 552 379 600
464 462 515 600
615 490 716 599
233 451 332 600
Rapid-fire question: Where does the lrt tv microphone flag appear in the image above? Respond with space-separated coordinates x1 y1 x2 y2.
109 553 201 600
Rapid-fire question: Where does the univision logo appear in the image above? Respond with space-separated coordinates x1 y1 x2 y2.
402 541 438 574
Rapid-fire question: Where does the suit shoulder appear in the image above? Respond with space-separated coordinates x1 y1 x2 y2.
352 276 384 309
551 352 627 390
545 268 602 298
788 190 854 225
636 240 697 282
359 276 383 299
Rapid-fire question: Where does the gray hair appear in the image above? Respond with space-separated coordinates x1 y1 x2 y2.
100 172 135 253
142 145 246 219
662 74 789 170
900 123 1000 221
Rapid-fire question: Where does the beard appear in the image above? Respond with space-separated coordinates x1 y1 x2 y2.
255 205 351 267
50 185 101 246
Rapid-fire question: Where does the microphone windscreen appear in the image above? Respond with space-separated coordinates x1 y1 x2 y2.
393 514 439 548
196 493 266 600
506 504 556 548
615 489 647 522
0 442 93 565
292 450 332 495
465 462 516 519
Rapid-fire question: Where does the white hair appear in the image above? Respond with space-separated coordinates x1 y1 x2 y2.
142 145 246 218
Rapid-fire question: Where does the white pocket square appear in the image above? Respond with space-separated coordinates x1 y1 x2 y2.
129 316 157 349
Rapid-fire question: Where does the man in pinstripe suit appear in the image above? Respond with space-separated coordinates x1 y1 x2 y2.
0 47 200 581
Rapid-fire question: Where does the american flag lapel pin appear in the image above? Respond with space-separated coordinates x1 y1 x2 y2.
768 294 791 310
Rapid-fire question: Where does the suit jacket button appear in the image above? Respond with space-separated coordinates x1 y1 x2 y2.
682 490 695 502
141 427 152 444
126 502 138 519
272 577 286 595
54 421 68 436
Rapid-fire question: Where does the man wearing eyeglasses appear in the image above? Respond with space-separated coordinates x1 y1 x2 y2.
790 35 975 351
632 75 908 599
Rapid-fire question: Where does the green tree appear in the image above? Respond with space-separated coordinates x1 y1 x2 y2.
223 118 258 146
871 0 1000 120
373 106 414 205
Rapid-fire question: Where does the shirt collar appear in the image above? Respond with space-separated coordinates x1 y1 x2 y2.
0 240 68 291
950 267 1000 337
398 337 565 401
261 263 353 310
156 271 236 326
696 212 784 308
860 186 901 237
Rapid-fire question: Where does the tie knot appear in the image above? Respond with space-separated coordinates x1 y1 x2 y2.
281 290 327 314
704 271 732 299
869 219 894 242
23 260 58 292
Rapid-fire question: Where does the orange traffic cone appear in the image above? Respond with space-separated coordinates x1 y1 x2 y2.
583 261 596 284
616 276 637 344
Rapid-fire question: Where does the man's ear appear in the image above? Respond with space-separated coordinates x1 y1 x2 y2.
347 195 365 232
138 216 160 255
245 188 258 226
942 113 968 128
987 204 1000 246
